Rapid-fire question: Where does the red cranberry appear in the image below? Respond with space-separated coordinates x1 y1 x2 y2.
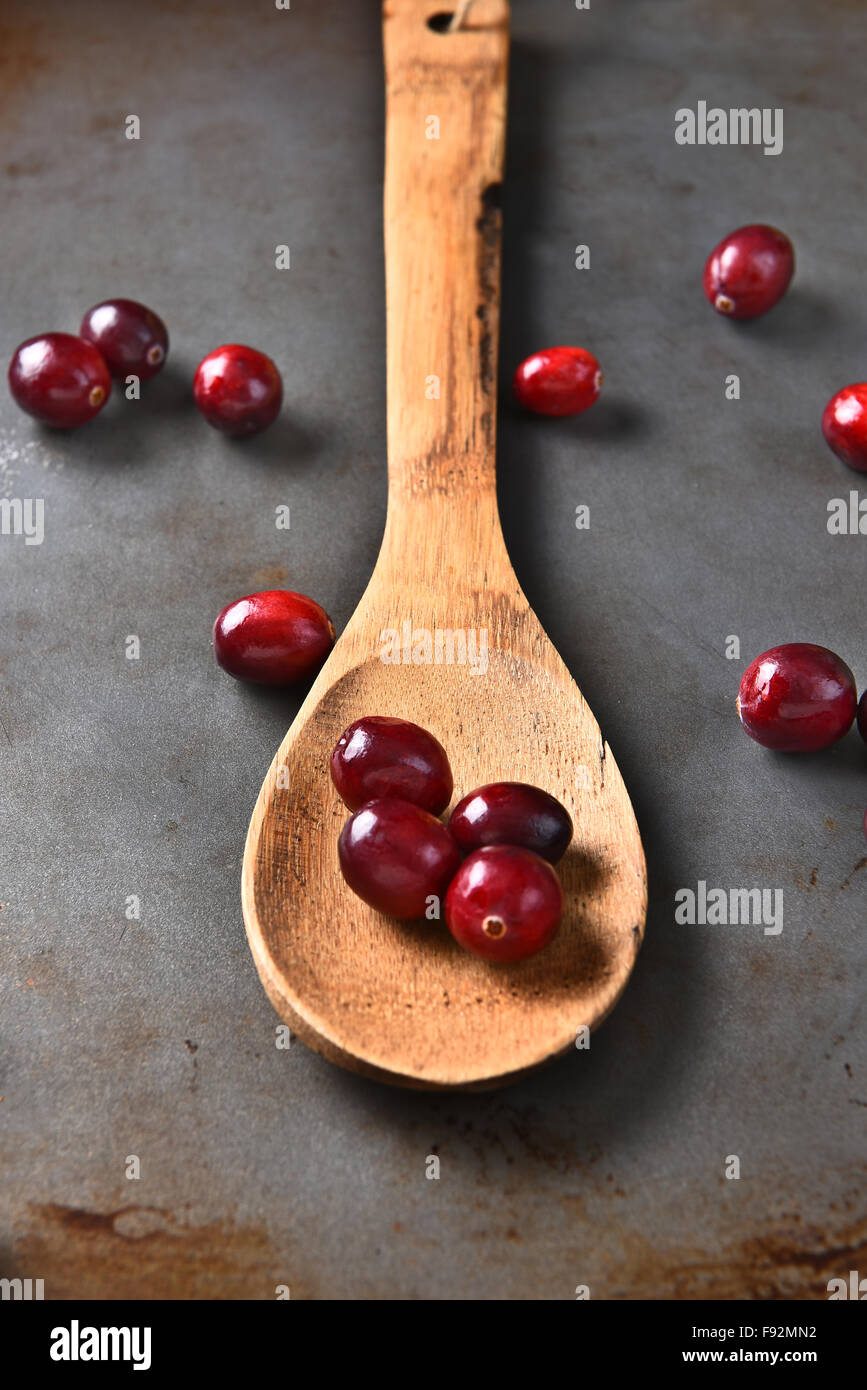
193 344 282 436
444 845 563 963
858 691 867 745
703 224 794 319
80 298 168 381
330 716 453 815
512 346 601 417
821 383 867 473
8 332 111 429
338 798 462 920
214 589 334 685
737 643 857 752
449 782 572 863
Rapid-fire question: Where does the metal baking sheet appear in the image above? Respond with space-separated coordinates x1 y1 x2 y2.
0 0 864 1299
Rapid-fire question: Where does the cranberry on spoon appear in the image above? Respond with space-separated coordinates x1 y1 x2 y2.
8 332 111 429
330 716 453 815
703 224 794 319
194 343 282 436
449 782 572 863
445 845 563 963
338 797 461 920
737 643 857 752
214 589 334 685
80 298 168 381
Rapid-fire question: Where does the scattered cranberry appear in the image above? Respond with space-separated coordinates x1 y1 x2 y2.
193 344 282 436
703 224 794 319
8 332 111 429
214 589 334 685
821 383 867 473
858 691 867 745
512 346 602 417
444 845 563 963
80 298 168 381
449 782 572 863
737 643 857 752
330 716 453 815
338 797 462 919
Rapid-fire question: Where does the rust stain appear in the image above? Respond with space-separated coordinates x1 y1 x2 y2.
602 1217 867 1301
0 22 53 120
4 158 47 177
749 952 774 978
249 563 289 589
87 111 125 135
840 857 867 891
11 1202 293 1300
184 1040 199 1092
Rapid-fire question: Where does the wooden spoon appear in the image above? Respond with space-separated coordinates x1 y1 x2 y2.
241 0 646 1090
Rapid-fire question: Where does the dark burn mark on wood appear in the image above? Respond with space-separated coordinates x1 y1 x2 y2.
475 181 503 444
480 181 502 212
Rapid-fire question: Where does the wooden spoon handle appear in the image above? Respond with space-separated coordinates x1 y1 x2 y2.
382 0 509 506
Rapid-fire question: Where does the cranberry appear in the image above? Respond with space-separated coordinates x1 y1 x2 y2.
338 797 462 920
449 782 572 863
703 224 794 319
444 845 562 963
80 298 168 381
193 344 282 436
214 589 334 685
8 332 111 429
512 346 601 417
330 716 453 815
821 383 867 473
737 643 857 752
858 691 867 745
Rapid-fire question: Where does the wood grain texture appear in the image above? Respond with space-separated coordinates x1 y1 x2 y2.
241 0 647 1090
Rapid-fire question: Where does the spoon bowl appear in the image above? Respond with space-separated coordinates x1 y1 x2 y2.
242 526 646 1089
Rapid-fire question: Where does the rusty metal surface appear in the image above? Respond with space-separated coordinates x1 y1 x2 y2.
1 0 865 1299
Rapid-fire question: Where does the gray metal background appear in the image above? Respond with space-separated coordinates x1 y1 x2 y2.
1 0 864 1299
